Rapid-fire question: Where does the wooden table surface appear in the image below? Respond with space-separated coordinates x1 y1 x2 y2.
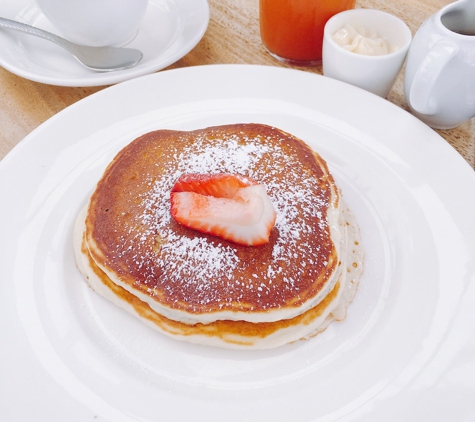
1 0 474 169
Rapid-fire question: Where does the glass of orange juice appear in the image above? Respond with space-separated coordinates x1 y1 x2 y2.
259 0 356 65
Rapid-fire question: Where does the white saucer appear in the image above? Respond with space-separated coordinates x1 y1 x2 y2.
0 0 209 86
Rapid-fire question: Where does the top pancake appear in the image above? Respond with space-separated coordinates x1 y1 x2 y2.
84 123 342 324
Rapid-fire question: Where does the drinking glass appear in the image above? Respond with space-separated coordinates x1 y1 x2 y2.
259 0 356 65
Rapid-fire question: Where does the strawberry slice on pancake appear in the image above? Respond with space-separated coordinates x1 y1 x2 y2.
170 173 276 246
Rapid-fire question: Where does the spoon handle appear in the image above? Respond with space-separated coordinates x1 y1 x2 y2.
0 16 143 71
0 17 71 49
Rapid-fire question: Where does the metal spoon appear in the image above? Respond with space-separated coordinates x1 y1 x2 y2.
0 17 143 72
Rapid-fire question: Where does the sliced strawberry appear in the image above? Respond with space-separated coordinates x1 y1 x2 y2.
171 173 256 198
170 173 276 246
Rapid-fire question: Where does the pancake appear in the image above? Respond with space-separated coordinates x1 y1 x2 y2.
74 204 362 349
75 123 363 349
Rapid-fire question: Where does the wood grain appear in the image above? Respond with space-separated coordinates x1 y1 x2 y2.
1 0 473 168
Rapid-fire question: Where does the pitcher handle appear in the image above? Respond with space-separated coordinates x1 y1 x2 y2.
409 41 459 115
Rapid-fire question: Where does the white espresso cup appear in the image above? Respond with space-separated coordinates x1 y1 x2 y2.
323 9 412 98
36 0 149 47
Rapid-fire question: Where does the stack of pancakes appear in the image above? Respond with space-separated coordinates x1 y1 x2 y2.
74 123 363 349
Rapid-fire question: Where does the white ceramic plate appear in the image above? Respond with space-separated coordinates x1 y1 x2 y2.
1 65 474 421
0 0 209 86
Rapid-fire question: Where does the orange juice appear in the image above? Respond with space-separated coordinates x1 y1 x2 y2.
259 0 356 64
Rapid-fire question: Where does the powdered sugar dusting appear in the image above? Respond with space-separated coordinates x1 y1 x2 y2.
95 126 335 313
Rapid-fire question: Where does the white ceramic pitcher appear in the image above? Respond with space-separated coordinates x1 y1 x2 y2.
404 0 475 129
